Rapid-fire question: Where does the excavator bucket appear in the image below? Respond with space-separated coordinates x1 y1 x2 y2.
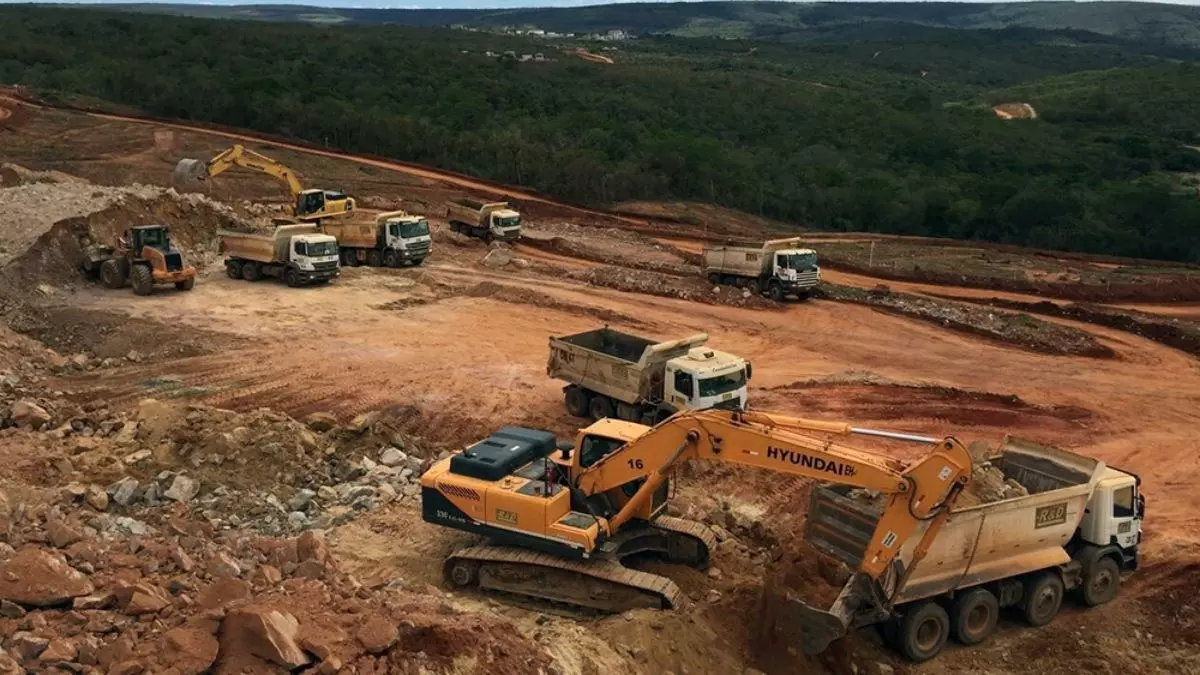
172 158 208 185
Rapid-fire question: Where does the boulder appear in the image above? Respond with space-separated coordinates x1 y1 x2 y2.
106 477 140 507
162 627 219 675
197 577 250 610
163 474 200 503
207 552 241 578
304 412 339 432
0 649 20 675
46 520 84 549
0 548 94 606
482 248 513 268
9 400 51 429
356 616 398 655
0 489 9 540
220 606 309 669
39 638 77 663
9 632 48 661
296 531 329 564
84 485 109 511
114 581 170 615
379 447 407 467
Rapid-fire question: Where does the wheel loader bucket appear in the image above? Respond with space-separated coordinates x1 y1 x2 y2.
172 158 208 185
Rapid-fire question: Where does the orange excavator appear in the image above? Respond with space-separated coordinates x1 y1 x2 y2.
420 409 972 648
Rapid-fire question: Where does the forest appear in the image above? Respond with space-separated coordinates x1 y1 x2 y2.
1 6 1199 261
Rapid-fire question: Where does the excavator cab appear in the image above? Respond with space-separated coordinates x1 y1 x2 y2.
296 190 327 218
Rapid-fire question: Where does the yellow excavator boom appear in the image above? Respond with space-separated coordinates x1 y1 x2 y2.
193 144 304 196
577 408 971 580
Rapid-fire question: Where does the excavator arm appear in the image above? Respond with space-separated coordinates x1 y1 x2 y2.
577 408 971 582
176 144 305 197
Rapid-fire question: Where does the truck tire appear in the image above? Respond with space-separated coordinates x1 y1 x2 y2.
769 282 784 302
1020 572 1064 627
174 277 195 291
130 265 154 296
1080 556 1121 607
100 259 125 289
564 387 590 418
949 588 999 645
588 395 614 421
384 250 401 268
367 250 382 267
226 260 243 280
412 258 425 267
242 262 262 282
707 273 720 285
285 269 300 288
896 601 949 662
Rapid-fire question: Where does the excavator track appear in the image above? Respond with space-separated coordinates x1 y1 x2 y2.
444 545 685 615
650 516 720 564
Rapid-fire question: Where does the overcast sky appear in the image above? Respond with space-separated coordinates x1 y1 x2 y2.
7 0 1200 7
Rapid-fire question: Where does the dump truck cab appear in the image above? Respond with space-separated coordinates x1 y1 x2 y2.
1077 467 1143 563
380 212 432 264
662 347 750 413
771 247 820 289
288 233 340 272
486 207 522 240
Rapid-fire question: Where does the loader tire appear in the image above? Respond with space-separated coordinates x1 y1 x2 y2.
100 259 125 289
949 587 998 645
131 265 154 296
1020 572 1064 627
175 277 195 291
897 601 949 662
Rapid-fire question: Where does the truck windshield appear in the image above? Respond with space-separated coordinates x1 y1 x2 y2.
498 216 521 229
400 220 430 238
305 241 338 257
778 253 818 270
698 369 747 397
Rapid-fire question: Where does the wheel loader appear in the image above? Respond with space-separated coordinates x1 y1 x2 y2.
92 225 197 296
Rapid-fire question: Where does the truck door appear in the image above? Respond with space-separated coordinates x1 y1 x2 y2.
667 370 695 409
1110 483 1141 549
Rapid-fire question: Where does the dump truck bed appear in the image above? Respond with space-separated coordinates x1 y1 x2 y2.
447 200 509 223
548 328 708 405
807 436 1104 604
320 221 378 249
218 224 319 264
703 237 807 276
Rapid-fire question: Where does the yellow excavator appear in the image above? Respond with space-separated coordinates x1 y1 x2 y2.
173 145 355 222
420 410 972 645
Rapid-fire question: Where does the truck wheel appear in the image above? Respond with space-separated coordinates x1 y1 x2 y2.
1020 572 1064 627
226 261 243 280
384 251 401 268
564 387 590 418
411 258 425 267
707 273 720 285
897 601 949 662
1080 556 1121 607
174 277 195 291
367 250 382 267
949 588 999 645
769 283 784 302
130 265 154 296
588 395 614 421
100 259 125 289
285 269 300 288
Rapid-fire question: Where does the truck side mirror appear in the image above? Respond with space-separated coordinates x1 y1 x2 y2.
745 362 753 380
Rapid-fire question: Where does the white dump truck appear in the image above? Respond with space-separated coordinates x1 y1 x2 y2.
800 436 1143 662
548 327 751 424
703 237 820 301
218 224 340 287
446 198 521 242
322 210 431 268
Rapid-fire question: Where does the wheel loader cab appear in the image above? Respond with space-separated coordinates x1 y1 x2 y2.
130 226 169 253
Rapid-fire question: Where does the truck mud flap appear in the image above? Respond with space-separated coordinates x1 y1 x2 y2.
805 485 881 568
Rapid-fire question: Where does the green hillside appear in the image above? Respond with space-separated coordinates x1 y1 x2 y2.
3 6 1199 261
